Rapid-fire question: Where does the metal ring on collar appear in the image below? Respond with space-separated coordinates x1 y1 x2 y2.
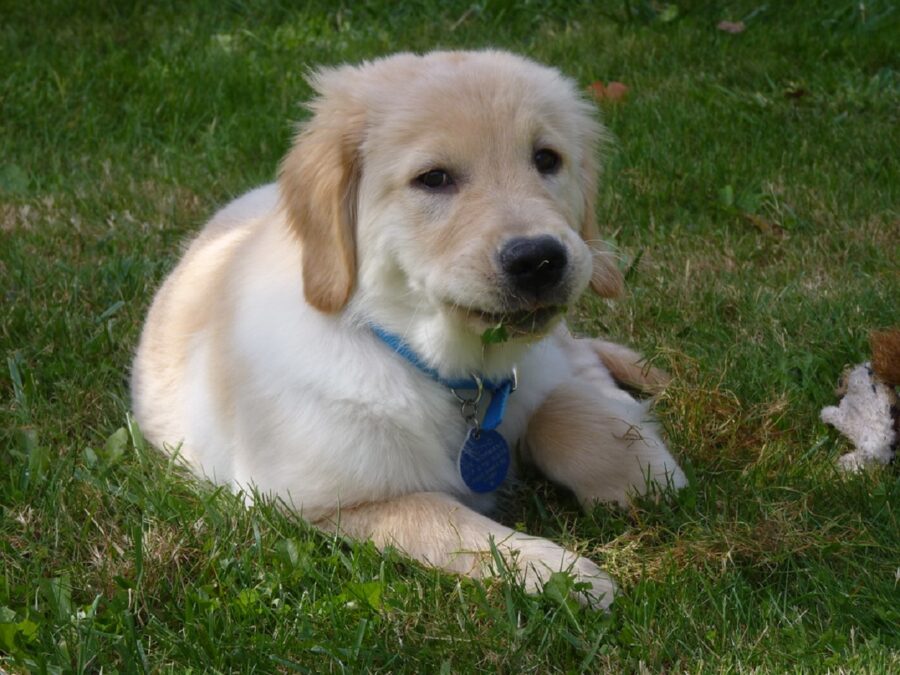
450 374 484 405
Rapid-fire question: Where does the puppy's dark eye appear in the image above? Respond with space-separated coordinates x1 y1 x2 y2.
415 169 454 190
534 149 561 175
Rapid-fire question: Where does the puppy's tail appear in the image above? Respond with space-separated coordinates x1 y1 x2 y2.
589 340 671 395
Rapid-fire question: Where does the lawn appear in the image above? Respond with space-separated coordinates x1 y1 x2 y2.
2 0 898 671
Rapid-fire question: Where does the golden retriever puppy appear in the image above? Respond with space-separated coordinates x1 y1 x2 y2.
132 50 685 609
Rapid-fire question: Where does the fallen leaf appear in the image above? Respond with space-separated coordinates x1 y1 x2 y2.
783 84 808 99
717 20 746 34
587 81 604 98
587 80 629 103
742 213 785 237
605 81 629 101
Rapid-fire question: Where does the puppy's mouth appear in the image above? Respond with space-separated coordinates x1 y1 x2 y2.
451 304 566 338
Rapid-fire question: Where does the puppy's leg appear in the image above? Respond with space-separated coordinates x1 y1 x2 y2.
524 379 686 508
586 339 671 394
551 324 671 396
313 491 616 608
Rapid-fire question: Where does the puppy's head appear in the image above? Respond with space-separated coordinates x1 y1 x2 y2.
279 50 622 338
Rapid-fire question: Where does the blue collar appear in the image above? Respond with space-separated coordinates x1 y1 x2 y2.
370 324 516 433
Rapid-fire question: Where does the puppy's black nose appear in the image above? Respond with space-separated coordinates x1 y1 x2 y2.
499 236 568 297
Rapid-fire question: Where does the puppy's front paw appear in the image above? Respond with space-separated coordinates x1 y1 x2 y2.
564 555 618 610
509 536 617 610
578 460 689 510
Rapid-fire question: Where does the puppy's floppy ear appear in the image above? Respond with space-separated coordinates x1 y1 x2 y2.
279 68 365 313
578 116 624 299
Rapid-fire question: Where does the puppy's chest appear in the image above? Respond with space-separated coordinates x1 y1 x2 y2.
362 348 563 469
376 376 534 456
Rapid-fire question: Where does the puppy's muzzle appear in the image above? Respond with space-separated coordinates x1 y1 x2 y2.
499 235 568 301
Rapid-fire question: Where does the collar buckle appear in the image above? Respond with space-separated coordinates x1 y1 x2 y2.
451 374 484 431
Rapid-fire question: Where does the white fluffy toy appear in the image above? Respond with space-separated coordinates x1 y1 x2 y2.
820 330 900 471
821 363 897 470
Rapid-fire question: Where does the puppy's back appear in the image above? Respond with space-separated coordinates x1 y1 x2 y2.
131 185 279 463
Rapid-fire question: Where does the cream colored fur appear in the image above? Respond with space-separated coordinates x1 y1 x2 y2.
131 50 685 609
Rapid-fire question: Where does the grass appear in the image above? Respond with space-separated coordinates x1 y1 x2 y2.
2 0 898 671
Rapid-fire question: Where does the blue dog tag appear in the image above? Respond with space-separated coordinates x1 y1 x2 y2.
458 428 510 493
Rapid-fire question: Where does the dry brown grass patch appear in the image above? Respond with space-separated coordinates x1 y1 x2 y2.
657 354 789 470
